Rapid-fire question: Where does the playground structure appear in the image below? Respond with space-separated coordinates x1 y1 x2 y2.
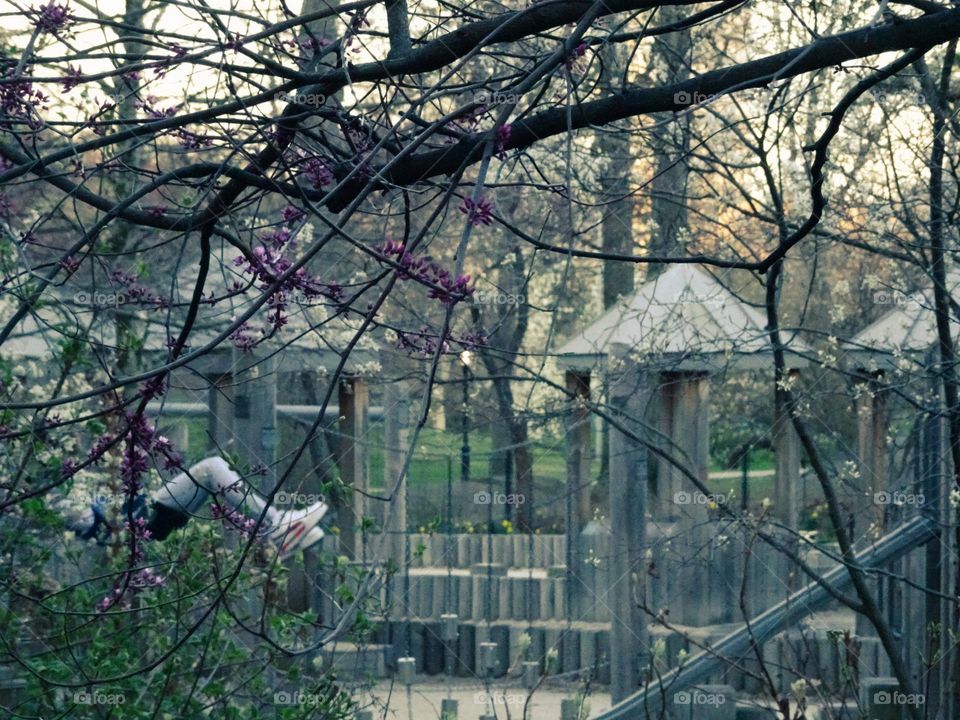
4 266 953 720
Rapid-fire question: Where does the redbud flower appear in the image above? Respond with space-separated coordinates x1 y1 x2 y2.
34 2 71 34
460 196 494 226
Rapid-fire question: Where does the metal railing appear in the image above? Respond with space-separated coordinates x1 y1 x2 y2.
594 514 937 719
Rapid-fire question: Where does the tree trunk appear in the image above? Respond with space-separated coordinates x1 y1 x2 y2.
646 5 693 276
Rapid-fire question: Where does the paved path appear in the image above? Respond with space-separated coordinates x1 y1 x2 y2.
353 679 611 719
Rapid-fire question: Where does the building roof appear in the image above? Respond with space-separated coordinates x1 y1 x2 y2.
555 264 809 372
1 247 379 375
845 274 960 369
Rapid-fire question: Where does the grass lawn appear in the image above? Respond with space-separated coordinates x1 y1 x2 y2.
179 419 779 502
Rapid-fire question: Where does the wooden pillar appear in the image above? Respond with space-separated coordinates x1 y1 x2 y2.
158 367 191 464
921 371 945 711
287 369 331 614
204 372 235 457
773 369 802 529
652 371 710 521
565 369 591 619
383 378 408 575
855 372 889 532
608 361 651 703
338 376 368 560
231 350 278 489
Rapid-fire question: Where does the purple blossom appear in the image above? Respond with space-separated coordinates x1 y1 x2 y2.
211 500 260 540
177 129 211 150
265 227 292 249
396 327 451 356
229 322 259 353
380 240 474 304
282 205 306 222
137 96 178 119
0 76 48 128
110 268 167 307
564 41 589 72
126 517 153 548
119 445 148 493
460 332 488 349
344 9 370 53
88 434 113 464
428 273 473 304
33 2 71 33
459 196 494 226
447 106 485 140
138 376 166 402
301 155 334 188
61 64 82 92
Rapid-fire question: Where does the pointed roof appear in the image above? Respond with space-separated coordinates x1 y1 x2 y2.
556 264 809 371
846 273 960 368
1 245 379 375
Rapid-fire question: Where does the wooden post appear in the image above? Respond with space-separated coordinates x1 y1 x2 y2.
206 373 233 454
565 370 591 620
287 369 330 614
231 350 278 489
921 371 945 711
158 370 190 465
383 378 408 607
855 372 888 532
652 372 710 521
773 369 802 529
338 376 368 560
608 360 650 703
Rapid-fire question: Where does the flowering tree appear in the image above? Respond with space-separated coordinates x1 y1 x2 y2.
3 1 960 718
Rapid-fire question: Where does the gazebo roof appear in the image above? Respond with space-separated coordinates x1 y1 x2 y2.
845 273 960 368
2 286 379 375
556 264 810 372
